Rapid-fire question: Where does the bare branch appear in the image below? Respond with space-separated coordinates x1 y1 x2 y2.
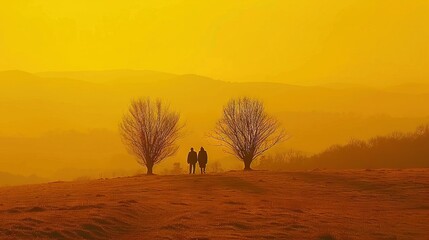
212 97 286 170
119 98 182 174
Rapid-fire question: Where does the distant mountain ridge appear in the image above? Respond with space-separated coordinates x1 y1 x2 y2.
1 69 427 95
1 69 429 184
37 69 176 82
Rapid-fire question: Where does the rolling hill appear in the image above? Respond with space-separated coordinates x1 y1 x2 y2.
1 70 429 184
0 170 427 239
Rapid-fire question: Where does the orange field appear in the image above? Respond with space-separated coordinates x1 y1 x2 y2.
0 169 428 240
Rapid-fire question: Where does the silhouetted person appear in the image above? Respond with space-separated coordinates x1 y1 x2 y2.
198 147 208 174
187 148 197 174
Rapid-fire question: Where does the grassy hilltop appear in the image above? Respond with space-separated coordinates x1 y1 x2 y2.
0 169 428 239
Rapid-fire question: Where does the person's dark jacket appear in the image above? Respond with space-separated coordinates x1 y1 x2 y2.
187 151 198 164
198 150 208 166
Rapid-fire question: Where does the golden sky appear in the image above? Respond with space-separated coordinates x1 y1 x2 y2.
0 0 428 85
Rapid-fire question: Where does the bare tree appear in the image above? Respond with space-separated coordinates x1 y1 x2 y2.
213 97 286 170
120 98 182 174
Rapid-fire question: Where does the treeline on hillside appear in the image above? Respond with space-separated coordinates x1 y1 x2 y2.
255 125 429 170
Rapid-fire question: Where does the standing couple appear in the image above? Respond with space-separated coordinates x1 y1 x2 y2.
187 147 208 174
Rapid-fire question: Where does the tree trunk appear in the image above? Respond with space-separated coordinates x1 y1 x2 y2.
146 163 154 175
243 159 252 171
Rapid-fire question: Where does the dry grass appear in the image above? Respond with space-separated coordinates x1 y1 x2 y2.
0 169 428 239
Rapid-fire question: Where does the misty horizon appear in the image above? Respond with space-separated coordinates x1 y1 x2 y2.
1 69 429 185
